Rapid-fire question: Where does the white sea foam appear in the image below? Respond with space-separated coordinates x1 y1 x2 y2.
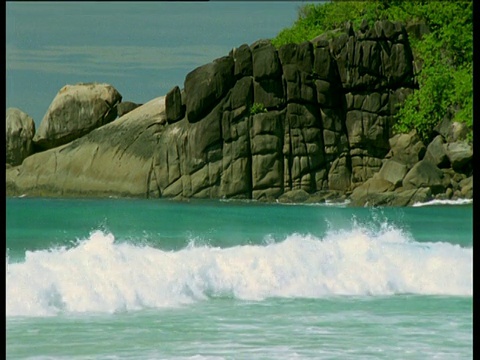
276 199 351 207
412 198 473 207
6 224 472 317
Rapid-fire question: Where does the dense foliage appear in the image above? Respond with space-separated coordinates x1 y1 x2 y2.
272 1 473 143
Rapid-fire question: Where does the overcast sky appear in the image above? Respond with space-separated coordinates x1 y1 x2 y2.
6 1 317 127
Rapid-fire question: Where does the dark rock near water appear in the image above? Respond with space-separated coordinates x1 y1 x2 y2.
5 20 472 206
277 189 310 203
402 159 446 195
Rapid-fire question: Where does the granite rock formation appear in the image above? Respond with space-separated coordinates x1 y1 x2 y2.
5 20 473 206
32 82 122 151
6 108 36 166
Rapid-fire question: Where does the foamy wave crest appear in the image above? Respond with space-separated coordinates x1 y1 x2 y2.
6 226 472 317
412 198 473 207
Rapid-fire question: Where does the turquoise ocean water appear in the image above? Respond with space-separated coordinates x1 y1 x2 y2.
6 197 473 359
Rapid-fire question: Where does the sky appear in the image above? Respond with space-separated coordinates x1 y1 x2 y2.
6 1 316 127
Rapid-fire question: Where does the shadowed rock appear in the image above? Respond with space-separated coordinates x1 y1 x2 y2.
116 101 142 118
165 86 185 124
6 108 36 166
184 56 235 123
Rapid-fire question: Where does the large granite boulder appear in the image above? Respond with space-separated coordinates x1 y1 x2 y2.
7 97 165 198
6 108 36 166
434 118 469 143
184 56 235 123
424 135 450 168
252 40 285 110
252 39 282 81
349 177 395 206
277 188 310 203
352 187 432 207
385 130 426 168
402 159 446 194
376 159 408 187
230 43 253 79
33 82 122 150
444 141 473 173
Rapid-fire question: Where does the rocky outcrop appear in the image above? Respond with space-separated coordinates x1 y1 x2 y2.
7 97 165 198
6 108 36 166
32 82 122 151
5 20 473 206
349 126 472 206
115 101 142 118
153 20 416 201
444 141 473 172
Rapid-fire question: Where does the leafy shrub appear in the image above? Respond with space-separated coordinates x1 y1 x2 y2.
250 102 267 115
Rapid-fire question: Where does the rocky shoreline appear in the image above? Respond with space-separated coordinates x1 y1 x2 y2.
6 20 473 206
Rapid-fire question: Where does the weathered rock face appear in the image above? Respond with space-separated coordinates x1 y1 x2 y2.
348 129 472 206
6 20 473 205
434 117 469 143
6 108 36 166
184 56 235 123
32 82 122 150
7 97 166 198
444 141 473 172
154 20 416 200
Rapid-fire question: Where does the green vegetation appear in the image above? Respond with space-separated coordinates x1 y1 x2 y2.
271 1 473 144
250 102 267 115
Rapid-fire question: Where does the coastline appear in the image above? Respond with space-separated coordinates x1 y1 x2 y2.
6 192 473 209
6 21 472 206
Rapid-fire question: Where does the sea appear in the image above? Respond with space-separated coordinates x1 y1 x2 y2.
6 196 473 359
